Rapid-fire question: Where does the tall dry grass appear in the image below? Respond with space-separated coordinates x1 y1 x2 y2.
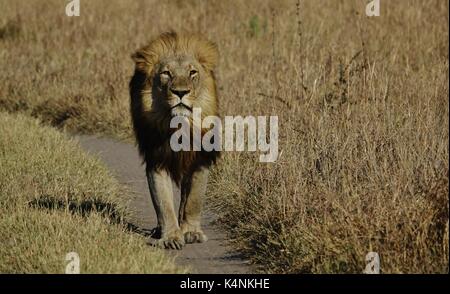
0 0 448 273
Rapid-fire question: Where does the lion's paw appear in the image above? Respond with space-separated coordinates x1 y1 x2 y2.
184 231 208 244
181 224 208 244
147 230 185 250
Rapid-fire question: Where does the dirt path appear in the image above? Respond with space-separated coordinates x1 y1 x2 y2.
74 135 251 274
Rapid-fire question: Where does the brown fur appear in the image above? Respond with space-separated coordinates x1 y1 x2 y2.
129 32 220 185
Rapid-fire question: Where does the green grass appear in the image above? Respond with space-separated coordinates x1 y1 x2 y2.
0 112 185 273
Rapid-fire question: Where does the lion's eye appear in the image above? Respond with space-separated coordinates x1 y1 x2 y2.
160 71 171 77
190 70 198 76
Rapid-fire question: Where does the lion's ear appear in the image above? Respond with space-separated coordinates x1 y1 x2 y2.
195 40 219 72
131 50 151 73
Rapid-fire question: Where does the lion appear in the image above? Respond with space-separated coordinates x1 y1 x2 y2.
129 32 220 250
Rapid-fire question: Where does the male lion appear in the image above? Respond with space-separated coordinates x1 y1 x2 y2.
129 32 220 250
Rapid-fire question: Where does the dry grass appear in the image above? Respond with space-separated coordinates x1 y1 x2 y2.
0 112 184 273
0 0 448 273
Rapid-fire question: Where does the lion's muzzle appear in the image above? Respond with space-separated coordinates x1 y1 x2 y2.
171 102 193 118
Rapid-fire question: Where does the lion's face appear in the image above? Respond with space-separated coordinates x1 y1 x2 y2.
155 55 203 118
131 32 219 125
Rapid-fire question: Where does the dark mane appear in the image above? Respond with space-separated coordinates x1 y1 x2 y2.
129 33 220 185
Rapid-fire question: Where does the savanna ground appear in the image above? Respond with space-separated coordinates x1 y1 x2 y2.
0 0 448 273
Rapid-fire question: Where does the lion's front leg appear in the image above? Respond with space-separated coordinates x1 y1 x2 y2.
179 168 209 244
146 167 184 250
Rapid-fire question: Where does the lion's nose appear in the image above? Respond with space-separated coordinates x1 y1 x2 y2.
170 89 191 99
